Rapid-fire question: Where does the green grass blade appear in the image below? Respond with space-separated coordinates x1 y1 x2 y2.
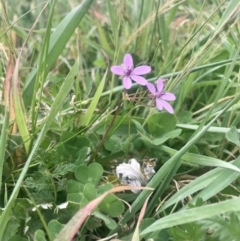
30 0 56 134
22 0 94 107
81 69 108 126
141 198 240 235
215 0 240 29
190 156 240 204
107 0 117 44
12 60 31 153
0 104 9 193
177 124 240 134
160 156 240 212
0 61 79 240
160 145 240 173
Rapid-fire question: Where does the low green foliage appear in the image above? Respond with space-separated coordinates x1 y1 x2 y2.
198 212 240 241
1 0 240 240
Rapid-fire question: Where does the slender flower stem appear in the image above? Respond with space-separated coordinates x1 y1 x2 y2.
88 101 123 163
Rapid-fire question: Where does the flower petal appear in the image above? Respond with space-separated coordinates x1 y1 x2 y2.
123 53 133 68
157 99 174 114
156 78 164 92
111 66 125 75
147 83 157 95
161 92 176 101
156 98 163 111
132 66 151 75
131 75 148 86
123 76 132 89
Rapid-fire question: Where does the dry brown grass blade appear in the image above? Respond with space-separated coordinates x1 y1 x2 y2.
3 54 14 107
3 54 17 134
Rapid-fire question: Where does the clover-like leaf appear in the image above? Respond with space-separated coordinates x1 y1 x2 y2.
58 132 90 162
122 140 134 154
104 136 122 152
147 112 177 137
93 211 117 230
97 183 114 194
2 216 20 241
67 193 84 203
75 163 103 186
85 217 102 232
8 235 28 241
75 146 90 165
67 180 84 193
98 194 124 217
67 180 85 203
48 220 64 239
83 183 97 201
34 230 47 241
178 110 192 123
151 129 182 146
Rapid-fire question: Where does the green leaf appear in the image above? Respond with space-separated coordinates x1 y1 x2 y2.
75 163 103 186
93 211 117 230
34 230 47 241
2 216 19 241
83 183 97 201
48 220 64 239
8 236 28 241
86 217 102 231
122 140 134 154
67 180 84 193
66 202 81 216
75 147 90 165
59 133 90 159
67 179 85 203
178 110 192 123
22 0 94 106
94 116 142 136
75 165 88 183
136 129 152 148
13 199 31 219
147 112 177 136
58 134 90 163
61 133 90 150
132 119 147 135
151 129 182 145
226 126 240 147
97 183 114 194
98 194 124 217
104 136 122 152
67 193 83 203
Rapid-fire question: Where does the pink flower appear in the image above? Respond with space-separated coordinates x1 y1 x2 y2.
111 53 151 89
147 78 176 114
